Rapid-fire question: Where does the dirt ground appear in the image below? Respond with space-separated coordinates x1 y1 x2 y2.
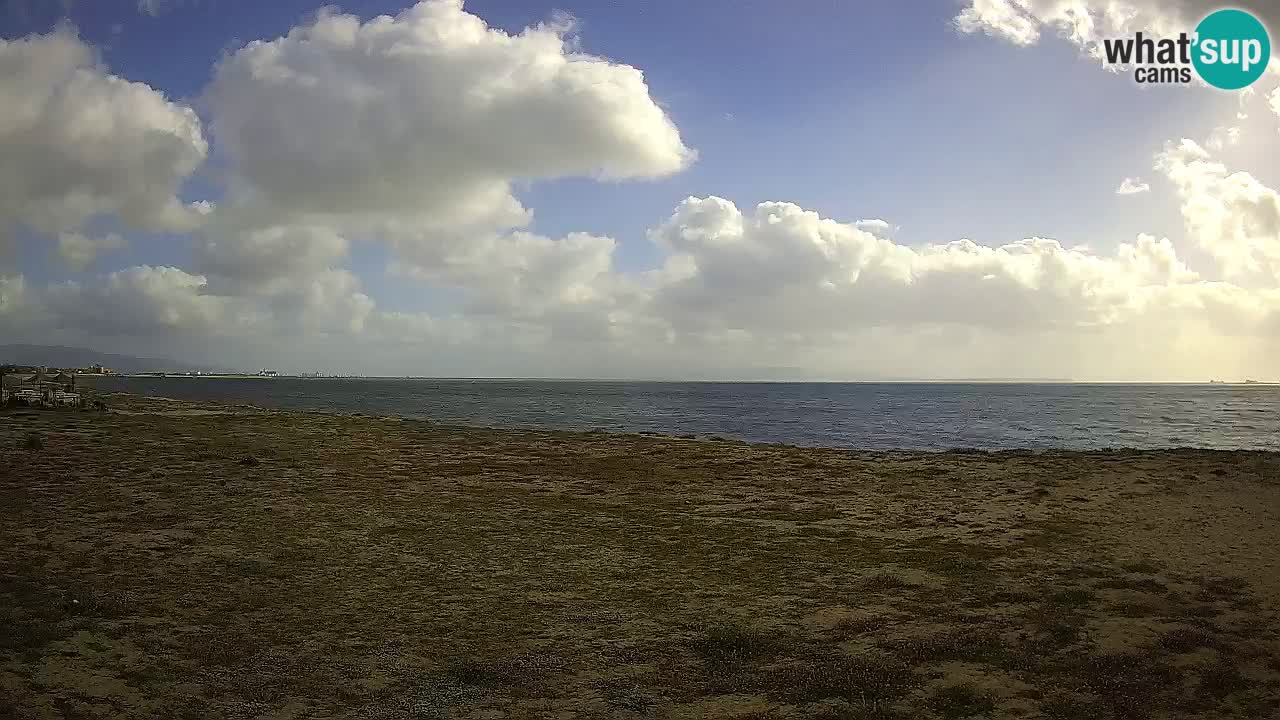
2 394 1279 719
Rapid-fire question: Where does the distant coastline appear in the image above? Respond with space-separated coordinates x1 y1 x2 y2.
75 376 1280 450
98 374 1279 385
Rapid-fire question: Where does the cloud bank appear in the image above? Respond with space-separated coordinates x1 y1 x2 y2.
1 0 1278 380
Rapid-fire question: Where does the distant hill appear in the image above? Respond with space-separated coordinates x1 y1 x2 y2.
0 345 221 374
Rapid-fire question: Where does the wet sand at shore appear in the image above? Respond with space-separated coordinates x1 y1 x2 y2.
2 394 1279 719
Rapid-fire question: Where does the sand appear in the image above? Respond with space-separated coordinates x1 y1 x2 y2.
2 393 1279 719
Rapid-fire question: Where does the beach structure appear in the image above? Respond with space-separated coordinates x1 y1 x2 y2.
2 367 81 408
45 372 80 407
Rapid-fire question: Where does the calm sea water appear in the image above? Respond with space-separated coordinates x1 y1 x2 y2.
79 377 1280 451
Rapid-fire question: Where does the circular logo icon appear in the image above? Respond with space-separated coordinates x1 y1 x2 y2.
1192 9 1271 90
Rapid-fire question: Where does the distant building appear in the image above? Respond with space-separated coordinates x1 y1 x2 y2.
3 368 80 407
258 369 279 377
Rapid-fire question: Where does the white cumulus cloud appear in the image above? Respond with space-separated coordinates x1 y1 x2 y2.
1117 178 1151 195
195 223 350 293
206 0 693 244
0 30 207 240
3 2 1280 381
1156 139 1280 284
42 266 235 338
644 197 1225 341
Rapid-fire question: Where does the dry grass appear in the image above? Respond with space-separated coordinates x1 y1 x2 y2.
2 396 1280 718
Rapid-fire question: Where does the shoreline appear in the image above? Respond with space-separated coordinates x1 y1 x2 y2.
54 390 1280 454
65 384 1280 453
3 395 1280 718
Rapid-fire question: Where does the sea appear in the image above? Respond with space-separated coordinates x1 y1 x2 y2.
76 377 1280 451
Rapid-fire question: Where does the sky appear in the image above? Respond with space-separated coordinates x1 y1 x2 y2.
1 0 1278 380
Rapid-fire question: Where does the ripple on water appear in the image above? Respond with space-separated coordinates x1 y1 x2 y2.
78 378 1280 451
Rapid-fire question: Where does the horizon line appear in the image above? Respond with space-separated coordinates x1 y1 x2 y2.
94 374 1278 385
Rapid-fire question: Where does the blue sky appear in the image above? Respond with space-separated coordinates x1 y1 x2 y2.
3 0 1249 283
2 0 1278 378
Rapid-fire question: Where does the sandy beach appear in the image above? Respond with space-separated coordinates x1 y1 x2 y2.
2 395 1279 719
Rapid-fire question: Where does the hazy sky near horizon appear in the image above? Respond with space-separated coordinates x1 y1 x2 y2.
1 0 1278 379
